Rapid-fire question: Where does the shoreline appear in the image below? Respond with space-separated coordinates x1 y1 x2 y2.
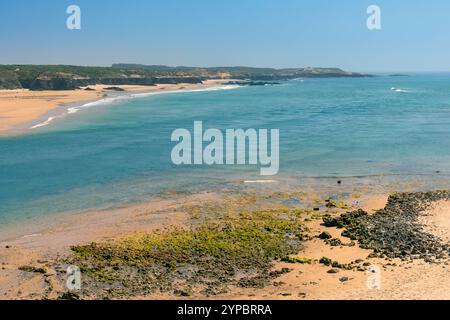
1 182 450 299
1 173 449 243
0 80 237 136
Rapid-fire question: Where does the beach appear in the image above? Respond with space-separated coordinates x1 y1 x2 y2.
1 184 450 300
0 80 232 133
2 74 450 300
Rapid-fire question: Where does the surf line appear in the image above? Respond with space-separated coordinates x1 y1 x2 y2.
171 121 280 176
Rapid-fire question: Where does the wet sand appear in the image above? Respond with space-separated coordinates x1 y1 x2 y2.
0 80 233 134
1 186 449 300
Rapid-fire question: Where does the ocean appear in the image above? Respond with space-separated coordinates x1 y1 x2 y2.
2 74 450 228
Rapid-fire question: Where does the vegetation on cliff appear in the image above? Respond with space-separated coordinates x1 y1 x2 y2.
0 64 371 90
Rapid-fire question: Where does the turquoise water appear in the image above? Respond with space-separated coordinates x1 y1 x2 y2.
2 74 450 226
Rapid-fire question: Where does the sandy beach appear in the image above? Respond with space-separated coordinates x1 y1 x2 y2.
0 80 232 133
1 186 449 300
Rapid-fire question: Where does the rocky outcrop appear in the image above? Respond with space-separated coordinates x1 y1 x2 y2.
323 191 450 261
20 77 202 91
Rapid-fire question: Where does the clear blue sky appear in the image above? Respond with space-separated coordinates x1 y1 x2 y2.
1 0 449 72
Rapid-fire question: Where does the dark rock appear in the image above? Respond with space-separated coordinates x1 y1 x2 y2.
57 292 81 300
18 265 47 274
318 232 332 240
320 257 332 266
326 238 343 246
174 289 191 297
104 87 125 92
327 268 339 274
323 191 450 262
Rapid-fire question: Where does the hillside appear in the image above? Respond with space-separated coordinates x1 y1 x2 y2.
113 64 370 80
0 64 370 90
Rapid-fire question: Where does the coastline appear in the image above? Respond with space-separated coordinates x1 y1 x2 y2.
1 181 450 300
2 73 450 300
0 80 235 136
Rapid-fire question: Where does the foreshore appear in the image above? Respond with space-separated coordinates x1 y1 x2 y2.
1 182 450 300
0 80 233 135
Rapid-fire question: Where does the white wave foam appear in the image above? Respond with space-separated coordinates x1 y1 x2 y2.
391 87 409 93
22 233 42 238
131 85 240 99
67 95 131 115
30 85 240 129
244 180 278 184
31 117 56 129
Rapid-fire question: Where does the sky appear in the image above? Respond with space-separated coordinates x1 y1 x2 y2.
0 0 449 72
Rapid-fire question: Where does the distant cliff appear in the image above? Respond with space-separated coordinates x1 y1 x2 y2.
0 69 22 89
0 65 204 90
0 64 371 90
113 64 371 80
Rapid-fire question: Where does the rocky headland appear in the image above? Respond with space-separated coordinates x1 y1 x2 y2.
0 65 371 91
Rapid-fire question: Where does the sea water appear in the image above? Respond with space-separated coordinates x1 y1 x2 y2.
2 74 450 228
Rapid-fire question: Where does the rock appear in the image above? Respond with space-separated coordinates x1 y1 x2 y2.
321 191 450 261
327 268 340 274
273 281 285 287
280 293 292 296
57 292 80 300
318 232 332 240
326 238 342 246
320 257 333 266
18 265 47 274
339 276 349 282
104 86 125 92
173 289 191 297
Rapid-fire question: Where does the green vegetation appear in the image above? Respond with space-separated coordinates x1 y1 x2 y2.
68 207 308 298
280 256 312 264
325 199 352 210
318 257 353 270
0 64 370 90
114 64 370 79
